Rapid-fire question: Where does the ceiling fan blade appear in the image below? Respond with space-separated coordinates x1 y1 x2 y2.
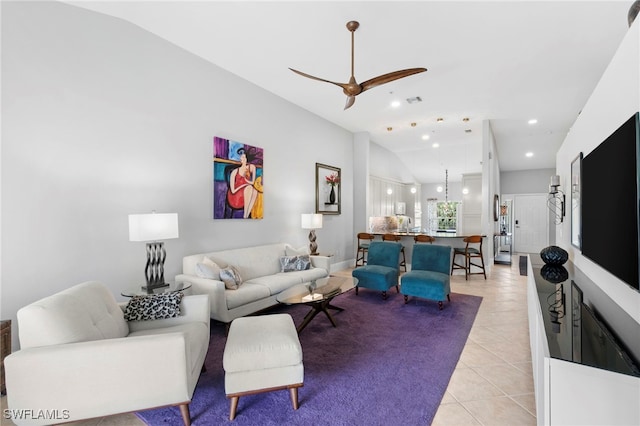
344 96 356 110
360 68 427 92
289 68 349 91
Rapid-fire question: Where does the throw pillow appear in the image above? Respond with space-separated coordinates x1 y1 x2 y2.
198 257 222 279
195 262 220 280
280 255 312 272
285 244 309 257
219 265 243 290
124 292 184 321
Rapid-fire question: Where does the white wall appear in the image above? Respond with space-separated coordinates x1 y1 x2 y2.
421 181 463 201
369 142 417 183
556 20 640 327
501 168 555 194
501 168 557 243
1 1 355 348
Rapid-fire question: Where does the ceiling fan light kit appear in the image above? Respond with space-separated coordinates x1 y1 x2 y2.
289 20 427 110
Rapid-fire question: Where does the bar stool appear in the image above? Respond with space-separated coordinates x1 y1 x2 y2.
414 235 435 244
382 233 407 272
355 232 375 267
451 235 486 280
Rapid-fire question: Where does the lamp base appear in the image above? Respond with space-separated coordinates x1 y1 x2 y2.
142 242 168 290
308 230 318 255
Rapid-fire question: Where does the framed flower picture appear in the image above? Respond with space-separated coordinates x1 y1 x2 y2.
316 163 341 215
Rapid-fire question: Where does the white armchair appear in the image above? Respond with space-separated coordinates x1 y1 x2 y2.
4 281 210 425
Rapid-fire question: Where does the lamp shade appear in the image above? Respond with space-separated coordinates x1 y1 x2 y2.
129 213 179 242
301 213 323 230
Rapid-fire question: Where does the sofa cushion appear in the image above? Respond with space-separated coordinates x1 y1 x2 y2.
225 283 272 310
279 255 311 272
247 274 303 296
220 265 243 290
278 268 328 286
17 281 129 349
197 244 286 282
123 292 184 321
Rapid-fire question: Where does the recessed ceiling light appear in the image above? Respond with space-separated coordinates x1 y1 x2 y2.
421 134 430 140
436 117 444 123
526 152 534 157
528 119 538 125
410 187 417 194
386 188 393 195
391 101 401 108
462 187 469 195
432 143 440 148
436 186 443 193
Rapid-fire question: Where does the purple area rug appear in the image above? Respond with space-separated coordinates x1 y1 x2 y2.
136 289 482 425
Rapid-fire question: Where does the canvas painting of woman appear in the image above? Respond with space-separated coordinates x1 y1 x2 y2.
213 137 264 219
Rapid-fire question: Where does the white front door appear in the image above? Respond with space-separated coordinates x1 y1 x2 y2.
513 194 549 253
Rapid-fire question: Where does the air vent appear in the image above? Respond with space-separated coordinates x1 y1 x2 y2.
406 96 422 104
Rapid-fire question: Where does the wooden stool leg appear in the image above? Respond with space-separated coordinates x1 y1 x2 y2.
229 396 239 421
465 254 470 280
290 387 299 410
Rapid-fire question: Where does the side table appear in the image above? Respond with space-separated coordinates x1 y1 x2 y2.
121 282 191 297
1 319 11 395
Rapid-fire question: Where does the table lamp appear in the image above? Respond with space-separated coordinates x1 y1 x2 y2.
301 213 323 255
129 212 179 290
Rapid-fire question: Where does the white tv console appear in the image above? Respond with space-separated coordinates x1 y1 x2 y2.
527 255 640 425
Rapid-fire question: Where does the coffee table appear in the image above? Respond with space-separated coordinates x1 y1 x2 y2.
276 275 357 332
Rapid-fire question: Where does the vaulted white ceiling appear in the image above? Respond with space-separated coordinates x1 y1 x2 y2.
68 1 633 183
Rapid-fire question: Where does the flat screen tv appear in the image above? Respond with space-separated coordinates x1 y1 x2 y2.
581 112 639 291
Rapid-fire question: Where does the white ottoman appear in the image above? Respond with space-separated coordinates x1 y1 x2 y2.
223 314 304 420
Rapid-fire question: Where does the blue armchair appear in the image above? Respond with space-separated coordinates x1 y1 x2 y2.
352 241 402 300
400 244 452 309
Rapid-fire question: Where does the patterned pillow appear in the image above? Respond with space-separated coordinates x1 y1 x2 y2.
280 255 311 272
124 292 184 321
219 265 243 290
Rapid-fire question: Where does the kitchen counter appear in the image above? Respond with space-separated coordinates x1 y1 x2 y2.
371 231 486 238
364 232 487 268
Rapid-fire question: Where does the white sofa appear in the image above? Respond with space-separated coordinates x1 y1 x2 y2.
4 281 210 426
175 243 331 323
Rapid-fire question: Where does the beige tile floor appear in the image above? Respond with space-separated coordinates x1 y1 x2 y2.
2 255 535 425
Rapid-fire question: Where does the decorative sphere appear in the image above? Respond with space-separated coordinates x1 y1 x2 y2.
540 264 569 284
540 246 568 265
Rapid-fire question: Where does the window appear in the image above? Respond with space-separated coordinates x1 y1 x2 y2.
437 201 458 231
427 198 458 232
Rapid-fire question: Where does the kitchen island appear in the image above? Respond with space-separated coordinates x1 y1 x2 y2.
366 231 487 270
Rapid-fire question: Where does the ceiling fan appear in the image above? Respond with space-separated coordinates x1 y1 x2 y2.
289 20 427 110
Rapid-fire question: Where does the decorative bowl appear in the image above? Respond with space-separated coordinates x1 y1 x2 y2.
540 245 568 265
